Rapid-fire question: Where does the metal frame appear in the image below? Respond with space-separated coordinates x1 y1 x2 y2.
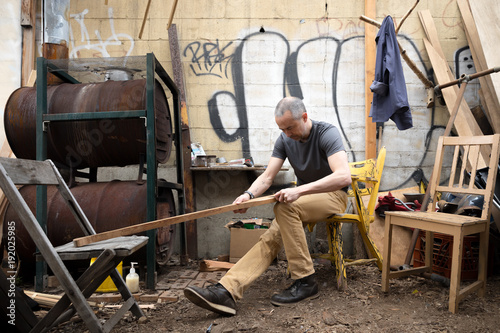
35 53 185 290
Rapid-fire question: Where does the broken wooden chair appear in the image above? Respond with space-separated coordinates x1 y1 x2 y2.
382 134 500 313
308 146 386 290
0 157 148 332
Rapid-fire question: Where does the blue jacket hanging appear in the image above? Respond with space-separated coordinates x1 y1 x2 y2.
369 16 412 130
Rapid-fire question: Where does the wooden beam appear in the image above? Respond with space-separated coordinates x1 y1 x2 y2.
21 0 35 26
364 0 377 159
458 0 500 134
418 10 486 142
73 196 277 247
418 10 446 59
423 38 487 169
21 0 36 87
168 24 197 259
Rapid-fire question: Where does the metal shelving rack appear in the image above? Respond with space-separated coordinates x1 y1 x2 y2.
35 53 185 291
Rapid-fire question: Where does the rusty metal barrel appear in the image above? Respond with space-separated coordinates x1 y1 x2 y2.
1 180 176 264
4 79 172 169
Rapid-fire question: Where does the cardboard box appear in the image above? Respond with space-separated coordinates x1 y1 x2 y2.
226 219 270 263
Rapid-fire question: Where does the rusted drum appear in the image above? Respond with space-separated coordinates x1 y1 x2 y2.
4 79 172 169
1 180 176 264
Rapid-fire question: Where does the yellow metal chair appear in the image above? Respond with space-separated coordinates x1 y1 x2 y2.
308 147 386 290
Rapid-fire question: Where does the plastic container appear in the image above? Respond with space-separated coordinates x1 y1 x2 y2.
413 231 486 280
126 262 140 293
90 258 122 293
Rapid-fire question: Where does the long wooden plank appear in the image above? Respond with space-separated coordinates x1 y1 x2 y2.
74 196 277 247
422 38 487 169
462 0 500 134
418 10 446 59
457 1 490 96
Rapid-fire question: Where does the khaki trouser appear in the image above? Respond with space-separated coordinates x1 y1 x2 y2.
220 190 348 300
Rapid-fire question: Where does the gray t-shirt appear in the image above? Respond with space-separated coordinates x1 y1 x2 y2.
272 120 345 185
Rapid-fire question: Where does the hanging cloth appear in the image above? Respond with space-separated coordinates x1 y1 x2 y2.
369 16 412 130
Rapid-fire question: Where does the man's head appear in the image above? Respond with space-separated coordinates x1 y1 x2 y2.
274 97 312 142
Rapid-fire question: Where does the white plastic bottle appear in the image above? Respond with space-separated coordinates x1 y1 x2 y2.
126 262 140 293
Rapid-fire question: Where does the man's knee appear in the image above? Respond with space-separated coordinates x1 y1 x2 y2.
273 201 297 216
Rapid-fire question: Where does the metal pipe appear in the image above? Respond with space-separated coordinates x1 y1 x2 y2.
43 0 70 46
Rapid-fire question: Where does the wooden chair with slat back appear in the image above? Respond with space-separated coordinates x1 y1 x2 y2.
0 157 148 333
382 135 500 313
308 146 386 290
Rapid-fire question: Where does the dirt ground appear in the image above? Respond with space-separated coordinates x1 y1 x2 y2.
40 256 500 333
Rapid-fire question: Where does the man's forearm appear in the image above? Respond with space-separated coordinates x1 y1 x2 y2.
296 171 351 196
246 173 273 198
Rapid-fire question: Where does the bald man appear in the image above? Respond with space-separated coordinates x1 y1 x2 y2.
184 97 351 316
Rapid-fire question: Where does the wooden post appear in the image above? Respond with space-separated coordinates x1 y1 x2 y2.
168 24 198 260
21 0 36 87
364 0 377 159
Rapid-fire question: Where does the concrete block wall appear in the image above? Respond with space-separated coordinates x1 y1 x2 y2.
1 0 479 258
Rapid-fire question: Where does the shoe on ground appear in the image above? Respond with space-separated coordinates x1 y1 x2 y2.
184 283 236 316
270 273 319 306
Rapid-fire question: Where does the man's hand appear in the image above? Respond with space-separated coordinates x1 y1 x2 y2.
232 193 251 213
274 188 300 204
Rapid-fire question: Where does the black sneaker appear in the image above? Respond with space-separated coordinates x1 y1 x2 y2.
184 283 236 316
270 274 319 306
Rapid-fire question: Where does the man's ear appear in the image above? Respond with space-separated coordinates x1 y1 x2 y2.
302 112 308 122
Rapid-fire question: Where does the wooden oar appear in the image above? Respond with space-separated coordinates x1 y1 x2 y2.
74 195 277 247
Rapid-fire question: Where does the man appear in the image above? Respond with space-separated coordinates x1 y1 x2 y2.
184 96 352 316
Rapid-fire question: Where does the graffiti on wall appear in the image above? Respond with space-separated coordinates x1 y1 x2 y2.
69 7 134 59
62 8 477 191
185 30 448 190
183 40 234 78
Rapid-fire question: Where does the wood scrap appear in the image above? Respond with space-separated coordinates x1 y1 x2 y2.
200 260 234 272
24 290 100 308
74 196 277 247
26 70 36 87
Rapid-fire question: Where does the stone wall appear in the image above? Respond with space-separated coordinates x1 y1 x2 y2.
2 0 479 258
